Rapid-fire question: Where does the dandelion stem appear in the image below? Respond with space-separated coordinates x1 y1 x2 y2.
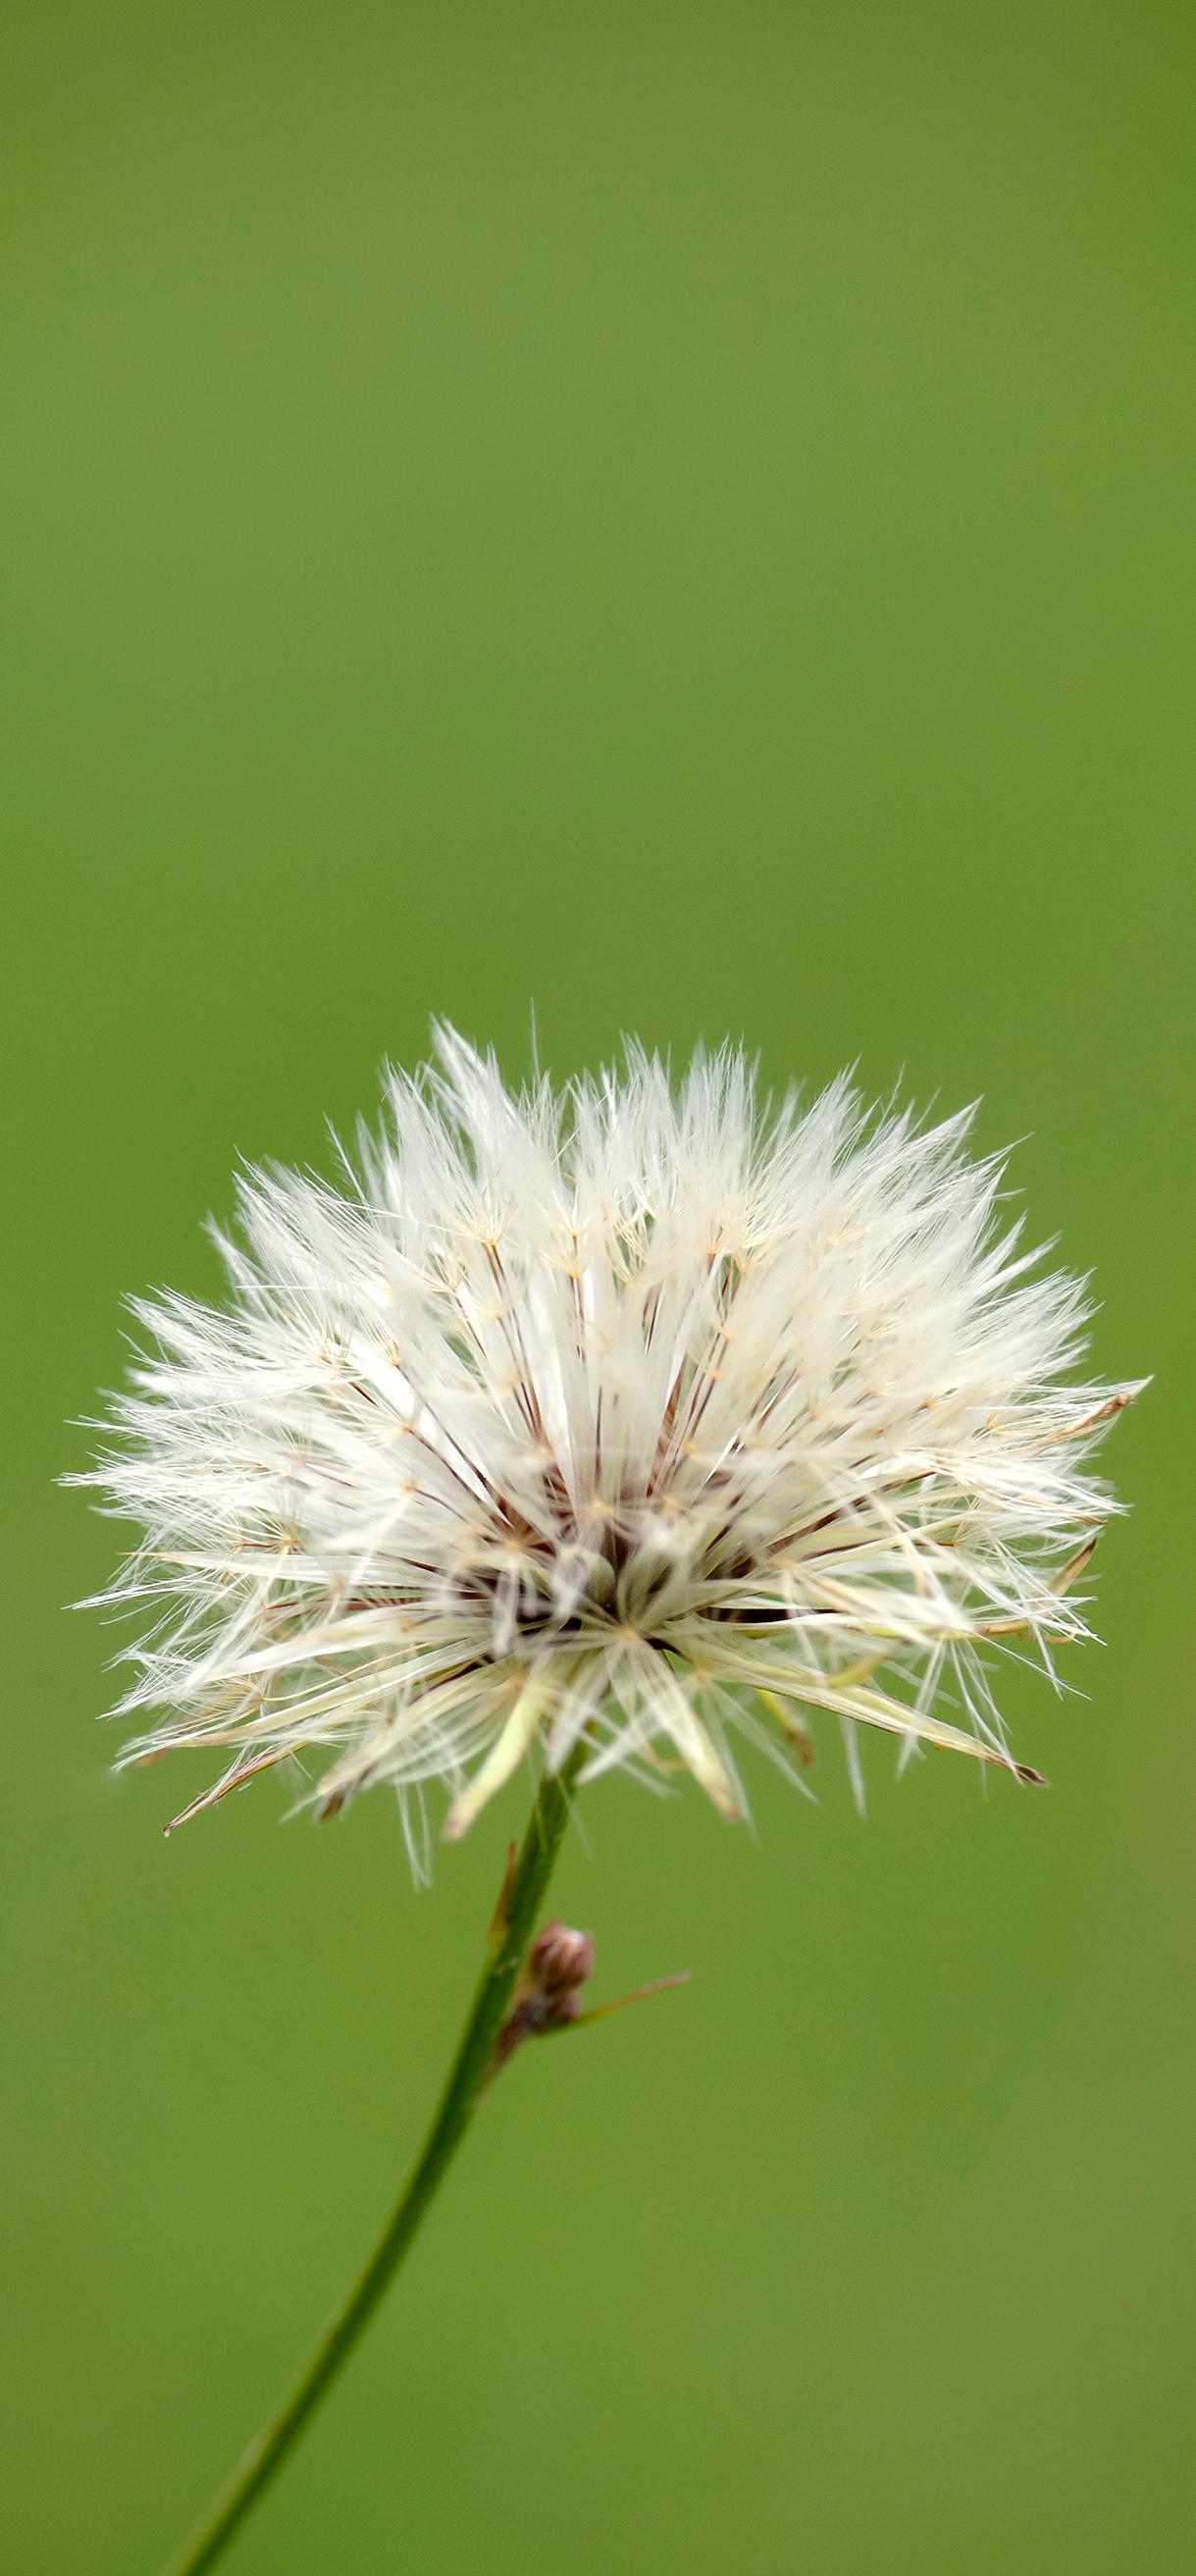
160 1750 585 2576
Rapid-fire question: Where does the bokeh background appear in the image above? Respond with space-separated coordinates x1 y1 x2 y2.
4 6 1193 2571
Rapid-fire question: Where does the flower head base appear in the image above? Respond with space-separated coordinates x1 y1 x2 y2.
80 1030 1137 1858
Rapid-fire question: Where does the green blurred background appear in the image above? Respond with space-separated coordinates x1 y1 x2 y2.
4 5 1193 2570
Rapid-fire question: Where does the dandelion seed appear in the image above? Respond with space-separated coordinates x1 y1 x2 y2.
77 1028 1140 1846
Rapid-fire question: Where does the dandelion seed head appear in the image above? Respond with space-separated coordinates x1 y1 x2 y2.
78 1028 1139 1855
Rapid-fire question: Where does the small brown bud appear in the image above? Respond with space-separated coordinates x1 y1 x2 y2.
527 1920 596 1998
490 1920 598 2077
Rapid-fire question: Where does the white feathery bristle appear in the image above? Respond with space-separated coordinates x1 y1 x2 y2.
76 1030 1140 1850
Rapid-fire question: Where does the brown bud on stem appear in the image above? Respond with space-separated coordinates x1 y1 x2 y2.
491 1918 598 2075
526 1920 597 1998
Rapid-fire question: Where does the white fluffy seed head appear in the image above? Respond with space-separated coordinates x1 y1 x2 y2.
78 1028 1139 1863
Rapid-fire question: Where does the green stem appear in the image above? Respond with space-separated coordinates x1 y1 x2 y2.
161 1750 584 2576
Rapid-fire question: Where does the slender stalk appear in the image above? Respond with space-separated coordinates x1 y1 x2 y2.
161 1750 584 2576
